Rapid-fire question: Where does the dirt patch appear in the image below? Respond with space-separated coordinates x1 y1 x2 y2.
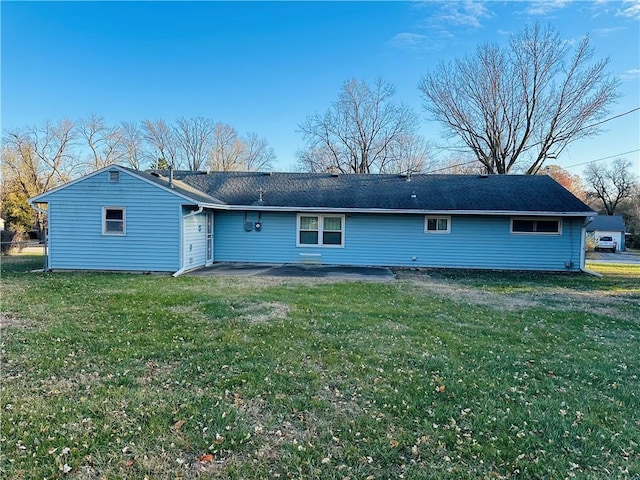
0 312 30 330
238 302 290 324
529 289 640 322
399 274 538 311
396 270 639 321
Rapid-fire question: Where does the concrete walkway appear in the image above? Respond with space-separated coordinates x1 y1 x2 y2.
188 263 396 281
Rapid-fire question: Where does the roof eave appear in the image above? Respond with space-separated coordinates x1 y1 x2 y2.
210 204 596 216
29 164 226 206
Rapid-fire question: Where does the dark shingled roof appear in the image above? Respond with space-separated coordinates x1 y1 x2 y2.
586 215 626 232
124 167 223 205
148 170 593 214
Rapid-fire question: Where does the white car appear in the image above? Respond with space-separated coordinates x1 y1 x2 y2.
595 236 617 252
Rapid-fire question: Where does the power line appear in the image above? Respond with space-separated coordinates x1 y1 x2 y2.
582 107 640 130
563 149 640 169
424 106 640 174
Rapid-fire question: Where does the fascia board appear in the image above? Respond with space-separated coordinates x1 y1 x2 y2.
209 204 596 217
30 165 225 206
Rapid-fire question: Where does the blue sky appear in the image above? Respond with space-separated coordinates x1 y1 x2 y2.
2 1 639 176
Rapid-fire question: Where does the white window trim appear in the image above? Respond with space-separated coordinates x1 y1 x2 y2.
510 217 562 235
109 170 120 182
424 215 451 234
296 213 345 248
102 206 126 236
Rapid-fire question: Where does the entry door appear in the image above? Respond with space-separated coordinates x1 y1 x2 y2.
206 212 214 264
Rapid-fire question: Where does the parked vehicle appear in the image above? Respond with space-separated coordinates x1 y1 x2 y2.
596 236 617 252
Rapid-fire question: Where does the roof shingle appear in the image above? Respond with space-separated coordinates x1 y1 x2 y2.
150 170 593 214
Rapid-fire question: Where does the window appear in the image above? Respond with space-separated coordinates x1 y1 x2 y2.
511 218 561 235
103 207 126 235
297 214 344 247
425 216 450 234
109 171 120 182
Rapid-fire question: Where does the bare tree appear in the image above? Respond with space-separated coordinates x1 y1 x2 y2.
585 158 638 215
419 23 619 174
2 119 77 234
116 121 145 170
174 116 215 171
297 78 425 174
380 134 432 174
141 119 180 169
207 123 245 171
77 114 125 171
242 132 275 171
428 153 487 175
296 145 339 173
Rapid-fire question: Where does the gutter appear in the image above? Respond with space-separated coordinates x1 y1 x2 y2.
172 206 205 277
183 205 204 219
204 204 596 217
580 217 602 276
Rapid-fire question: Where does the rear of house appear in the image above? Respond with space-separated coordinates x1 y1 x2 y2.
29 166 219 272
31 166 595 274
212 211 584 271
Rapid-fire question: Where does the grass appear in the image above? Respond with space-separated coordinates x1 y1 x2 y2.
1 255 639 479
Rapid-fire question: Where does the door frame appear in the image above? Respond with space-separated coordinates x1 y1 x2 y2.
205 211 214 265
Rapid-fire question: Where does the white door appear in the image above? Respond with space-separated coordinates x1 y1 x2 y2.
206 212 214 264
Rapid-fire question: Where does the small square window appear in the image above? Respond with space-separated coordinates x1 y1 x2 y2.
425 216 450 234
109 171 120 182
103 207 125 235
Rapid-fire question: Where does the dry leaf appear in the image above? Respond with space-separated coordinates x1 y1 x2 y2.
174 419 185 431
200 453 214 463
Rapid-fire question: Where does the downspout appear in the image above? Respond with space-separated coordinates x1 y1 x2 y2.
580 216 602 277
28 200 49 271
172 206 204 277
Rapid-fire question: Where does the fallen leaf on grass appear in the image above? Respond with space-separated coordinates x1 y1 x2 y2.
174 420 185 431
199 453 214 462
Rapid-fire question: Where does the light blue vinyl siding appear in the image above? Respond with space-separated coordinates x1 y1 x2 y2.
182 211 207 271
45 170 187 271
214 212 585 271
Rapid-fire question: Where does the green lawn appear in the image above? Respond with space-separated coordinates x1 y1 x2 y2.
1 255 639 479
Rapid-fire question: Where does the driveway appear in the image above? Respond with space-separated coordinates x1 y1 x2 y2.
586 251 640 265
189 263 396 281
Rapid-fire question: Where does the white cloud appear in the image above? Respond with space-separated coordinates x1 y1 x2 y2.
524 0 572 16
617 0 640 19
388 33 431 50
593 26 627 36
620 68 640 80
435 0 493 28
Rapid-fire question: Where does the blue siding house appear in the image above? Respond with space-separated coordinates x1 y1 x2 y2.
30 165 595 274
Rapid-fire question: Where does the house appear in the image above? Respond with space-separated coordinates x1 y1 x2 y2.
29 165 595 274
586 215 626 252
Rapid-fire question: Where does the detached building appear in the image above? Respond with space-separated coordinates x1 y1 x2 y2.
587 215 626 252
